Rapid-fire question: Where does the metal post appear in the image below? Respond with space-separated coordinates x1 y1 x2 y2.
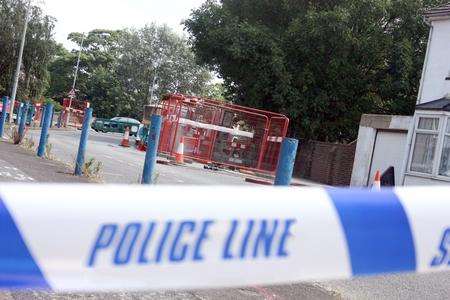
148 74 158 105
274 138 299 186
16 103 23 125
39 105 47 128
67 35 86 125
142 115 162 184
28 105 35 125
50 106 55 128
57 111 62 128
37 103 54 158
74 108 93 176
18 102 29 138
9 4 31 123
0 96 8 138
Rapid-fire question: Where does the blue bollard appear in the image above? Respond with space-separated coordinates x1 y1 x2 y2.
28 105 35 125
37 103 54 158
74 108 93 176
0 96 8 138
39 105 46 128
56 111 62 128
142 115 163 184
274 138 299 186
18 102 29 139
50 106 55 128
16 103 23 126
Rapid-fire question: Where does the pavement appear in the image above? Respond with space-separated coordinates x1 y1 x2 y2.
0 139 89 183
26 129 252 185
1 130 450 299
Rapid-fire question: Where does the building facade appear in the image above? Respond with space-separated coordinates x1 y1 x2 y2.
352 4 450 186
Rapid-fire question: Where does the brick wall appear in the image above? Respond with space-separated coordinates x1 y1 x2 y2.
294 140 356 186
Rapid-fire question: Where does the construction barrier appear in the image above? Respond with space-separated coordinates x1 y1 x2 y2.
158 94 289 174
0 185 449 292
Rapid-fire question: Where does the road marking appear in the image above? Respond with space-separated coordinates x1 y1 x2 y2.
103 155 114 160
0 168 35 182
3 166 18 171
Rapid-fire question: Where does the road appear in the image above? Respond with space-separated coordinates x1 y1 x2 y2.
27 129 250 185
4 129 450 299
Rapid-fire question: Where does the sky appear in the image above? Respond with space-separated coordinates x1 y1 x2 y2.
42 0 206 49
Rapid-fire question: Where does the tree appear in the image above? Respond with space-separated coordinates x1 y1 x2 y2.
185 0 447 142
115 25 212 118
202 82 227 101
0 0 56 101
47 25 212 119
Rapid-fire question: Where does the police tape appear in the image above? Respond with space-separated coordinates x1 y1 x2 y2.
0 184 449 292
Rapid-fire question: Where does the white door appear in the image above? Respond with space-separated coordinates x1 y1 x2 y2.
369 130 407 186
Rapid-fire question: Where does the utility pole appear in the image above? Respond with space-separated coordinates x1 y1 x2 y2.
9 2 31 123
66 34 85 126
147 27 162 106
148 72 158 105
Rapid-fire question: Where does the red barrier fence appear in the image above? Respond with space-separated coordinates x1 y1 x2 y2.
158 94 289 174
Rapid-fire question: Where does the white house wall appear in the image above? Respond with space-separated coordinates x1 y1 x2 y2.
350 115 412 187
369 131 408 186
419 19 450 104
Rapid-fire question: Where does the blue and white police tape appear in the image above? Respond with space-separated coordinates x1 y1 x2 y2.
0 185 449 292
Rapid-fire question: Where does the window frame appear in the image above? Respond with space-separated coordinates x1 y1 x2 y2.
438 119 450 178
407 111 450 181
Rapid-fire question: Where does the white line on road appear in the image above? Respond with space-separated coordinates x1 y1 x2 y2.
0 163 35 182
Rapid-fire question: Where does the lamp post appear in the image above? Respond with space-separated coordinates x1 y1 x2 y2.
9 2 31 123
148 72 158 105
66 34 85 126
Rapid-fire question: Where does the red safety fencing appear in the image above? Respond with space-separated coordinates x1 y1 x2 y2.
158 94 289 174
61 98 89 128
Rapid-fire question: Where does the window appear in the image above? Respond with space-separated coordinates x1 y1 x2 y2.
410 117 439 174
439 119 450 177
418 117 439 130
411 134 438 173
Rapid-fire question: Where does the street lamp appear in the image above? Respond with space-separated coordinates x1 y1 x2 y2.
66 34 85 126
9 1 31 123
148 72 158 105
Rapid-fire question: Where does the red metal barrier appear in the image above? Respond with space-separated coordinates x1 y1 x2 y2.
158 94 289 173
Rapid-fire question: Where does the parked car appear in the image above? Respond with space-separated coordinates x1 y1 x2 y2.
91 117 141 136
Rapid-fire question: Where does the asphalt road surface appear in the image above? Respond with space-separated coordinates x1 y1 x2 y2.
4 129 449 299
27 129 250 185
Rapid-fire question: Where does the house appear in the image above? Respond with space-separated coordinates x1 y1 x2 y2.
351 4 450 186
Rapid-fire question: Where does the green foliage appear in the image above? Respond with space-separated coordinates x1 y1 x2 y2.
44 142 53 160
0 0 57 101
185 0 447 142
47 25 212 120
44 98 63 112
83 157 103 179
202 82 227 101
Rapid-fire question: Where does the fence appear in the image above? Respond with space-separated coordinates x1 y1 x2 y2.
295 140 356 186
158 94 289 173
